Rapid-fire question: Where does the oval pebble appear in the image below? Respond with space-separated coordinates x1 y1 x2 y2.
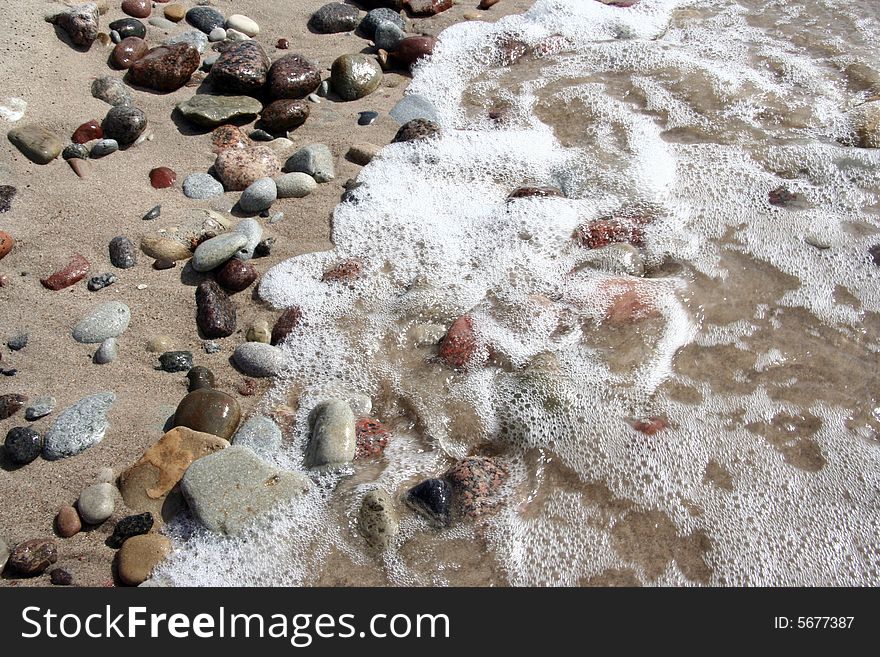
182 173 224 199
72 301 131 344
77 482 116 525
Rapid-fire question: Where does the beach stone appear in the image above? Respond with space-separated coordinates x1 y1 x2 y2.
355 417 389 458
323 259 363 282
211 124 250 153
232 218 261 261
91 75 133 107
310 3 360 33
7 333 27 350
181 445 310 535
41 254 90 290
25 396 56 421
49 568 73 585
149 16 176 30
274 172 317 199
108 17 146 39
196 280 236 338
0 231 13 261
405 0 452 15
192 232 247 272
260 99 309 134
208 27 226 42
358 110 378 126
70 156 91 176
174 389 240 440
445 456 508 517
359 488 399 549
112 36 148 68
164 4 185 22
118 534 172 585
108 512 153 548
176 95 262 129
143 203 163 220
346 142 380 165
140 237 192 261
250 128 273 141
239 178 277 213
72 301 131 343
227 14 259 37
508 185 564 199
283 143 335 182
63 143 90 160
186 6 225 34
72 119 103 143
268 54 321 100
4 426 41 465
374 22 406 51
438 314 483 369
395 36 436 67
390 93 438 125
210 41 270 95
305 399 356 469
90 272 117 293
246 319 271 343
277 38 290 49
94 337 118 364
120 426 229 519
54 3 100 47
232 414 281 458
158 350 193 372
121 0 151 19
108 236 137 269
7 124 63 164
182 173 224 199
102 105 147 145
42 392 115 460
360 8 405 39
90 139 119 158
55 505 81 538
77 482 115 525
128 43 200 92
146 335 174 353
392 117 440 143
574 217 643 249
8 539 57 575
254 238 274 257
226 28 250 41
0 394 27 420
331 54 382 101
216 258 257 292
232 342 285 378
187 366 215 391
271 307 302 345
215 146 279 191
163 29 209 54
405 478 451 527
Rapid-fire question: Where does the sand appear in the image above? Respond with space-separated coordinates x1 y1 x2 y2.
0 0 534 587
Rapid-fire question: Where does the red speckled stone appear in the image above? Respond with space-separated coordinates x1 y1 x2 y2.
573 218 644 249
215 258 257 293
72 120 103 144
322 259 363 283
438 315 484 369
355 418 390 459
121 0 151 19
633 417 668 435
40 254 90 290
149 166 177 189
271 306 302 345
445 456 508 517
211 124 251 154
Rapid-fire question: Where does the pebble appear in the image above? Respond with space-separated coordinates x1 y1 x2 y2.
8 333 27 350
108 512 153 548
360 8 406 39
268 54 321 100
0 393 27 420
405 0 453 15
94 337 118 364
128 43 201 92
276 38 290 49
96 467 115 484
395 35 437 67
41 254 90 290
157 350 192 373
225 28 250 42
43 392 115 460
355 417 390 458
7 124 63 164
107 237 137 272
143 204 163 221
250 128 274 141
260 99 309 134
53 3 100 47
146 335 174 353
196 280 237 337
149 16 178 30
266 136 295 157
162 30 208 55
108 17 146 40
91 75 133 107
273 172 315 199
479 0 500 7
389 93 438 125
330 54 383 101
102 105 147 145
346 142 380 165
8 539 57 575
445 456 508 517
164 4 185 22
210 41 270 95
232 218 262 260
246 319 271 343
216 258 257 292
358 111 379 126
72 301 131 343
192 232 248 272
254 238 274 258
392 117 440 143
4 426 42 465
186 6 225 34
72 119 103 143
574 217 643 249
204 340 222 353
176 94 262 129
214 145 279 191
374 22 406 51
317 4 364 34
239 178 277 214
305 399 356 469
358 488 399 549
69 158 90 178
232 342 286 378
181 445 310 535
439 315 484 369
405 478 452 527
50 568 74 585
63 143 90 160
308 93 321 103
323 258 363 282
55 505 82 538
283 143 335 182
232 414 281 458
120 426 229 519
25 395 56 421
186 366 215 391
87 273 117 294
182 172 224 199
271 306 302 345
227 14 259 37
121 0 151 19
112 36 148 69
0 231 14 260
89 138 118 158
118 534 172 585
140 236 192 261
209 27 227 42
77 482 116 525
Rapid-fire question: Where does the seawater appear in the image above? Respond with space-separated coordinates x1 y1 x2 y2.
157 0 880 586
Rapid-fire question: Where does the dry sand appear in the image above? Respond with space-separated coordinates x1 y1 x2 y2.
0 0 534 587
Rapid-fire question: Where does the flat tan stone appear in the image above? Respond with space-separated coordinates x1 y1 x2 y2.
117 534 172 586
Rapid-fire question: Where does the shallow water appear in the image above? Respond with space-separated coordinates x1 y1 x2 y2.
157 0 880 587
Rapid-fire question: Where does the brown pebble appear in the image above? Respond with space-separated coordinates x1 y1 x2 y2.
479 0 500 8
215 258 257 292
72 119 103 144
8 538 58 575
55 505 82 538
41 254 90 290
153 258 176 270
164 4 185 22
276 38 290 50
271 306 302 345
117 534 172 586
0 393 28 420
69 158 90 178
149 166 177 189
0 274 9 287
121 0 151 19
50 568 73 585
0 230 14 261
112 36 149 69
395 36 437 67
